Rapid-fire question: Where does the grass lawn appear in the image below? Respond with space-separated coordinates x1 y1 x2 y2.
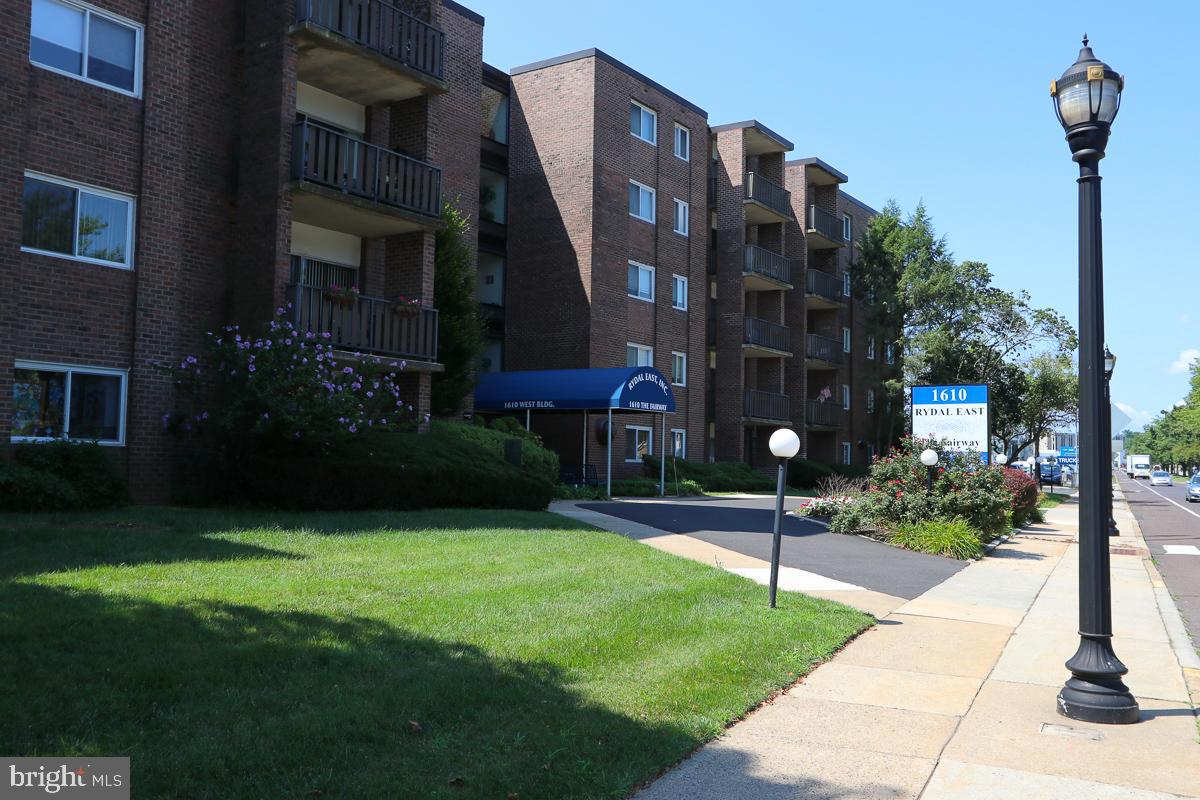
1037 491 1071 509
0 507 870 799
706 488 816 498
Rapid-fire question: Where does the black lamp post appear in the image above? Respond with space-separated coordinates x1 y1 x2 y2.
1104 346 1119 537
767 428 801 608
1051 37 1138 724
920 448 939 495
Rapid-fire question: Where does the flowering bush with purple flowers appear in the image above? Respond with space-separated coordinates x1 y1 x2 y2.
166 308 412 453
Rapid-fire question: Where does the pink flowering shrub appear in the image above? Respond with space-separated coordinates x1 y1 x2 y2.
795 495 856 517
166 307 412 453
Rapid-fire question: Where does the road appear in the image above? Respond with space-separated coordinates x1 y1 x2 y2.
1117 472 1200 653
577 496 967 600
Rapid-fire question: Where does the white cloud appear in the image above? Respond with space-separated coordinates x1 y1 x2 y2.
1115 401 1153 429
1168 348 1200 374
1174 399 1187 408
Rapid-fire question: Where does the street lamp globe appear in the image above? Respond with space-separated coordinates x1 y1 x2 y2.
1051 36 1123 159
1104 345 1117 379
769 428 801 460
919 448 939 467
996 453 1009 466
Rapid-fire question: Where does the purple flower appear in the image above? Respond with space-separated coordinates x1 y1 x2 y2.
201 411 209 420
348 424 358 433
262 412 270 420
161 413 172 428
366 391 374 398
343 366 353 374
247 364 256 373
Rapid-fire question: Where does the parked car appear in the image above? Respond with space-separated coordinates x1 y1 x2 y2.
1188 475 1200 503
1149 470 1173 487
1036 458 1063 486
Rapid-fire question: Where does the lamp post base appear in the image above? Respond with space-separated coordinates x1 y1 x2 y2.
1108 517 1120 537
1058 638 1139 724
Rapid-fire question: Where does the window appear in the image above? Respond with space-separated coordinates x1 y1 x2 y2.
885 343 895 365
842 384 850 410
626 426 652 462
674 124 690 160
672 428 687 459
672 274 688 310
671 352 686 386
673 198 689 235
867 443 876 462
627 261 654 302
629 180 655 223
842 327 851 353
21 173 134 269
626 343 653 367
11 361 127 444
843 271 852 298
477 252 505 306
867 337 876 360
842 213 852 241
841 441 852 465
481 84 509 143
480 169 507 224
867 389 876 413
629 100 656 144
30 0 141 96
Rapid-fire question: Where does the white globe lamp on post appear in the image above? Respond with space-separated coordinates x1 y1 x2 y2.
767 429 801 608
920 448 939 495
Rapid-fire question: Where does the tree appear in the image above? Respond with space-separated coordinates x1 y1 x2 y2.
1122 360 1200 473
431 202 484 415
998 354 1078 460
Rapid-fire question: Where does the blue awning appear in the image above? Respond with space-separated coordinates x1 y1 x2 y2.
474 367 676 413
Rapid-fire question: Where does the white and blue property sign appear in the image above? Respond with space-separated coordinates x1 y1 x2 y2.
910 384 990 463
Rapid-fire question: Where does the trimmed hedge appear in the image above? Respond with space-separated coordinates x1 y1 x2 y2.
199 422 555 511
436 420 558 485
643 457 774 493
0 442 126 511
611 477 703 497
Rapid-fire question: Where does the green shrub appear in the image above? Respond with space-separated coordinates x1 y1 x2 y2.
1001 468 1038 528
787 459 835 488
831 464 871 479
891 519 983 560
433 421 558 485
0 463 81 511
611 477 703 497
643 456 774 493
11 441 127 508
553 484 607 500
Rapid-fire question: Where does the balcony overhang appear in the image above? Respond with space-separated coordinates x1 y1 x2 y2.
805 357 841 371
744 199 790 225
791 156 848 186
805 292 844 310
742 414 790 426
806 229 843 249
290 181 442 238
290 21 448 105
742 343 793 359
712 120 794 156
743 271 792 291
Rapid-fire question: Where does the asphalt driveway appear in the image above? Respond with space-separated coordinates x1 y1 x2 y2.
578 496 968 600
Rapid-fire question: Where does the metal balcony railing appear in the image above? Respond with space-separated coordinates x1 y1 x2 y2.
806 333 844 365
805 268 845 303
290 283 438 362
296 0 445 81
807 204 842 242
744 317 790 353
806 399 844 428
290 255 358 289
743 244 791 285
744 172 791 217
292 118 441 219
744 390 791 422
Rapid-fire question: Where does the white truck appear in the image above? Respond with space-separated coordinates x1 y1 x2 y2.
1127 454 1152 479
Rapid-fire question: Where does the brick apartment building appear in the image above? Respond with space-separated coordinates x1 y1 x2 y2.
1 0 487 500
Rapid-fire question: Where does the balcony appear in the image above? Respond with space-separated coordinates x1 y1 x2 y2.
289 283 439 365
805 268 846 309
290 118 442 237
805 332 843 368
744 389 791 424
290 255 357 289
743 244 792 290
744 172 791 225
743 317 791 358
805 399 844 429
292 0 448 105
806 205 844 249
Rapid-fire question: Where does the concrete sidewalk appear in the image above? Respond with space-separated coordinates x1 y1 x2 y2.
627 492 1200 799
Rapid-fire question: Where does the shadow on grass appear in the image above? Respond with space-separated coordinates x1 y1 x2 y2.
0 581 696 800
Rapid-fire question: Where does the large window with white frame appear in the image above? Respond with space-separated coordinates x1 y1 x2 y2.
673 124 690 160
672 198 689 235
629 100 656 144
625 425 652 462
841 441 852 465
628 179 656 223
627 261 654 302
885 342 896 365
842 327 851 353
11 361 127 445
867 336 876 360
626 342 653 367
671 428 687 459
842 384 851 410
21 172 135 269
867 388 876 413
672 274 687 310
670 352 686 386
843 271 852 298
29 0 142 96
842 213 852 241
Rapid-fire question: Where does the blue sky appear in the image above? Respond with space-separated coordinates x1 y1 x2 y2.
468 0 1199 432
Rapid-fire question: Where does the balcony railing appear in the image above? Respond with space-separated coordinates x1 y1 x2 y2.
296 0 445 81
292 118 441 219
807 205 843 243
744 317 790 353
744 172 791 218
806 268 845 303
743 244 791 285
806 333 844 365
290 255 357 289
806 399 844 428
744 389 791 422
289 283 438 362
